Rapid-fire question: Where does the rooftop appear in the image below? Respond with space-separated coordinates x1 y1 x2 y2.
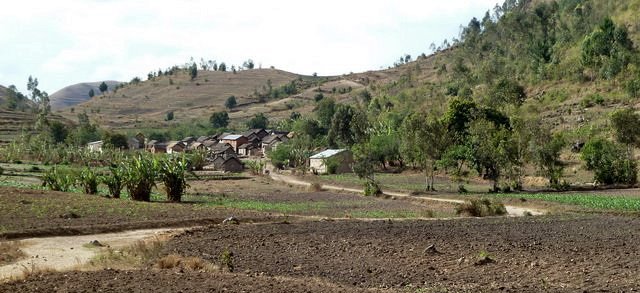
309 149 347 159
221 134 244 140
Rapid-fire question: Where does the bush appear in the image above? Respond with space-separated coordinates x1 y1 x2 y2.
102 166 124 198
188 150 207 171
456 198 507 217
363 180 382 196
581 138 637 185
158 155 189 202
42 166 75 192
78 167 99 194
580 93 605 108
245 160 265 175
121 155 159 201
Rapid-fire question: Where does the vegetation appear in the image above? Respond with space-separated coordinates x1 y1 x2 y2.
158 155 189 202
456 198 507 217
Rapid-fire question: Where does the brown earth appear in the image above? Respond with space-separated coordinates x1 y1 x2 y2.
158 216 640 292
0 187 273 240
0 269 387 293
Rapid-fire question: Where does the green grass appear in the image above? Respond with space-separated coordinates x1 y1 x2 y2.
348 210 434 219
197 197 329 213
496 193 640 211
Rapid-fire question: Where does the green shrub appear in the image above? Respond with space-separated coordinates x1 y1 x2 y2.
245 160 265 175
42 166 75 192
121 155 159 201
456 198 507 217
580 93 605 108
158 155 189 202
78 167 99 195
363 180 382 196
581 138 637 185
102 166 124 198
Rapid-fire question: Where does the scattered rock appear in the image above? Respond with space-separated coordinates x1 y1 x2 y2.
19 199 32 204
474 256 495 266
89 240 104 247
424 244 440 254
59 212 80 219
222 217 239 225
319 217 334 222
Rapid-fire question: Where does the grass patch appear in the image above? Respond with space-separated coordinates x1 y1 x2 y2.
348 210 434 219
200 197 328 213
456 199 507 217
496 193 640 211
0 240 26 265
87 236 166 269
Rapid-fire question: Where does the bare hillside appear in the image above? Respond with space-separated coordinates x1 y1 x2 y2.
60 69 301 128
50 81 122 110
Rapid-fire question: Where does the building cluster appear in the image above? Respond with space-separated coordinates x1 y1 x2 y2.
87 129 293 172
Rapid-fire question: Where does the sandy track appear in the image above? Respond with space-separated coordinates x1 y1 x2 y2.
0 228 181 281
270 173 545 216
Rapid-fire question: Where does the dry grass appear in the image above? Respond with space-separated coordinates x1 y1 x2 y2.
4 263 58 283
308 182 324 192
0 240 26 265
85 236 167 270
456 199 508 217
155 254 218 272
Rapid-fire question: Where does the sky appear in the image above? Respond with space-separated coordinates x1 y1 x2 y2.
0 0 500 94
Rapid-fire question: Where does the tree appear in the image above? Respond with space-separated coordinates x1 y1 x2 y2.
488 78 526 107
88 89 95 98
328 105 367 148
189 62 198 80
103 132 129 149
246 113 269 129
468 119 519 192
166 111 174 121
401 113 453 191
529 128 566 187
209 111 229 129
315 97 335 130
243 59 255 69
99 81 108 94
218 62 227 72
581 138 637 185
610 107 640 152
49 121 69 143
225 96 237 109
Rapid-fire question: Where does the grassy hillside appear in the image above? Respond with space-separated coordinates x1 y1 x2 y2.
50 81 121 110
57 68 312 130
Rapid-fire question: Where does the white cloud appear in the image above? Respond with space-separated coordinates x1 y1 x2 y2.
0 0 499 93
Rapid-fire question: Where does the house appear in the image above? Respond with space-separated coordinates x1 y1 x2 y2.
244 128 269 140
166 141 186 154
150 143 168 154
202 139 218 149
208 143 236 157
134 133 146 149
196 136 209 143
182 136 196 144
309 149 353 174
87 141 104 153
127 137 141 150
238 143 261 157
219 134 249 153
261 134 289 155
211 156 244 172
188 142 206 152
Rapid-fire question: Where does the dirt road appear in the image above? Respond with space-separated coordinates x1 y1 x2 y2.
270 173 545 216
0 228 181 281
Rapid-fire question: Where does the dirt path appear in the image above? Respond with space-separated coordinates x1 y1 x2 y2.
270 173 545 216
0 228 181 281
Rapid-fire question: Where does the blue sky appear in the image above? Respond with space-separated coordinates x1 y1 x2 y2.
0 0 500 94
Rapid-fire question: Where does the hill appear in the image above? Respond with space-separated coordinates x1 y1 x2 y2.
57 68 317 130
50 81 121 110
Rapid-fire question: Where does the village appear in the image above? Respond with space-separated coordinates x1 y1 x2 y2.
86 129 352 174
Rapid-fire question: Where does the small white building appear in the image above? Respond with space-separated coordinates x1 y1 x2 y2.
309 149 353 174
87 141 104 153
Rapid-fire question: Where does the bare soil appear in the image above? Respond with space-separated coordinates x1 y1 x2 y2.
159 215 640 292
0 187 272 239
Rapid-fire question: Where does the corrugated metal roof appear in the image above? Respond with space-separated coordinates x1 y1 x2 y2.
221 134 244 140
309 149 346 159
